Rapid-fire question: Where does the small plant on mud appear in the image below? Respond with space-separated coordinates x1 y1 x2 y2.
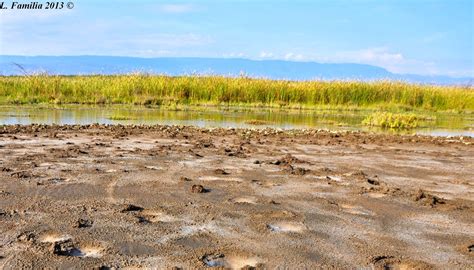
362 112 432 129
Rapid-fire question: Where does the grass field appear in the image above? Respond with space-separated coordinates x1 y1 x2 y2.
0 75 473 112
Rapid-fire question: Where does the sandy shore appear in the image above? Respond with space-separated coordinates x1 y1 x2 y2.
0 125 473 269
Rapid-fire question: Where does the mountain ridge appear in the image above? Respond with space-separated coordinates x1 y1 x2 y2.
0 55 471 85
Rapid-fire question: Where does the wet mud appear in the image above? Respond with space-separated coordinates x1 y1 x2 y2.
0 124 473 269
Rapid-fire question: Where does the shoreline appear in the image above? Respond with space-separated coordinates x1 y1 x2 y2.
1 123 473 141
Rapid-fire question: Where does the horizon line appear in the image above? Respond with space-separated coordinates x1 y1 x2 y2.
1 54 473 79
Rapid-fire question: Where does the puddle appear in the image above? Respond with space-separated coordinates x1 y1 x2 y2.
267 221 306 233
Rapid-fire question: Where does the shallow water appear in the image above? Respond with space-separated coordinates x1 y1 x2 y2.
0 105 472 137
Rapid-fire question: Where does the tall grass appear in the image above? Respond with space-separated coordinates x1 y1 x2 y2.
0 74 472 111
362 112 430 129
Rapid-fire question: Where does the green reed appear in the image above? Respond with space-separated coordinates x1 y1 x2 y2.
0 74 472 112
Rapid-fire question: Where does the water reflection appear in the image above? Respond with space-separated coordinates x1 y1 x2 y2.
0 105 472 137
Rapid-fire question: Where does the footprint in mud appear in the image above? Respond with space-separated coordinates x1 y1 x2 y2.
137 210 178 224
266 221 306 233
231 197 257 205
202 253 261 269
64 246 103 258
370 255 431 270
53 239 104 258
191 184 209 193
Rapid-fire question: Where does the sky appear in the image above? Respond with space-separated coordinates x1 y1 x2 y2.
0 0 473 77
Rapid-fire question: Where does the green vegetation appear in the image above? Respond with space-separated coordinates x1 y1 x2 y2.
107 114 137 120
362 112 434 129
244 119 272 125
0 75 473 112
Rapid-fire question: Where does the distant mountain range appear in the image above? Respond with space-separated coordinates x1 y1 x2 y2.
0 55 472 85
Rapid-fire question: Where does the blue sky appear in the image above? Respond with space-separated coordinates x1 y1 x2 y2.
0 0 472 76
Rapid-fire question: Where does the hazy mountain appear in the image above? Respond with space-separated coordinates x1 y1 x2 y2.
0 55 471 85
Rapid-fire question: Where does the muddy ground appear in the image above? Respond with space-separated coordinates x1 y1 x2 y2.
0 124 473 269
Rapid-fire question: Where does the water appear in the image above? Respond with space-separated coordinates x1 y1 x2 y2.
0 105 472 137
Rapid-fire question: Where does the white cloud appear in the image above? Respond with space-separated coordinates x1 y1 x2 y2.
259 51 274 58
334 47 404 64
248 48 457 76
224 52 246 58
284 52 304 61
159 4 195 13
256 51 305 61
324 47 461 76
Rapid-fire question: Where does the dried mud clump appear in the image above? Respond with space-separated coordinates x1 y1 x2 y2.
195 139 214 148
76 218 93 228
282 164 310 175
10 171 33 179
214 169 229 175
0 190 11 196
121 204 144 213
352 170 367 177
413 189 445 207
1 166 12 172
17 231 36 243
222 146 247 158
191 184 206 193
467 244 474 253
467 244 474 254
52 239 75 256
367 179 380 185
272 154 306 165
